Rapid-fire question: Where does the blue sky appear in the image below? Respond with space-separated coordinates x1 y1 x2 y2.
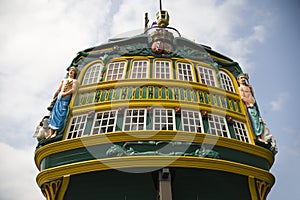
0 0 299 199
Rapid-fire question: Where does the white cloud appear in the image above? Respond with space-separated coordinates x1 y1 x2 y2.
161 0 270 70
0 1 116 197
0 142 44 200
110 0 157 37
270 92 289 112
0 0 112 146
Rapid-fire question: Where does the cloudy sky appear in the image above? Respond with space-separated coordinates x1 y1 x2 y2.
0 0 299 199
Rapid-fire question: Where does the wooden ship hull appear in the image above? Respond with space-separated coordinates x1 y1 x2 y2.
34 9 276 200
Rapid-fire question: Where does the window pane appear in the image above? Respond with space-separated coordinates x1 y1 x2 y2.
153 108 175 130
92 110 118 134
233 120 250 143
219 71 235 92
177 63 194 81
131 61 148 79
198 66 216 86
155 60 171 79
106 62 126 81
66 114 88 139
207 114 229 137
181 110 203 133
82 63 103 85
122 108 146 131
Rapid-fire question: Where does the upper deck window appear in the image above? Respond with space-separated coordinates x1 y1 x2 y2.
207 113 229 138
91 110 118 134
82 63 104 85
233 120 250 143
197 65 216 86
131 60 148 79
219 71 235 92
155 60 171 79
181 109 203 133
177 62 194 81
66 114 88 139
105 62 126 81
123 108 147 131
153 108 175 130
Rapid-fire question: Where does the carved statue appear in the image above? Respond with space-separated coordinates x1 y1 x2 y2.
33 116 50 141
237 73 266 143
262 122 278 155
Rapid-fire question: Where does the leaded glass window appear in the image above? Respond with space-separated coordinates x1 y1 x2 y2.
153 108 175 130
177 62 194 81
207 114 229 137
219 71 235 92
131 60 148 78
155 60 171 79
105 62 126 81
66 114 87 139
123 108 147 131
198 66 216 86
233 120 250 143
82 63 103 85
92 110 117 134
181 110 203 133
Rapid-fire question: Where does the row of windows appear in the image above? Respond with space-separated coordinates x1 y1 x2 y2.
81 61 236 92
66 108 250 143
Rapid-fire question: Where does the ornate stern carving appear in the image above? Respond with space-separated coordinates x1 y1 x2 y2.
41 179 62 200
106 142 220 158
256 179 271 200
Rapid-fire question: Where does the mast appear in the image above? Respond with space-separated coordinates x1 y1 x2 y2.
156 0 169 27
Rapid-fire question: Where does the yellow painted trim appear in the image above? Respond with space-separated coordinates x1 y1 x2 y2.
70 100 246 122
57 175 70 200
36 156 275 188
74 79 241 100
35 131 274 170
248 176 259 200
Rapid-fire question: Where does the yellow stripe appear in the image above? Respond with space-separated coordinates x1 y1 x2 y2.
34 131 274 170
56 175 70 200
36 156 275 187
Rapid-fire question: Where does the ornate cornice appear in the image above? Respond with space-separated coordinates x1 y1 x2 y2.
35 131 274 169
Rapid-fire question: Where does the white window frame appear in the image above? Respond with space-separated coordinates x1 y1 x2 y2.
82 63 103 85
66 114 88 139
123 108 147 131
130 60 149 79
105 62 126 81
154 60 172 79
219 71 235 92
177 62 194 81
197 65 216 86
207 113 230 138
91 110 118 134
181 109 203 133
153 108 175 130
233 120 250 143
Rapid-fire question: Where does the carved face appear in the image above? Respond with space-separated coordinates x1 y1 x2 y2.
68 68 77 79
238 75 247 85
